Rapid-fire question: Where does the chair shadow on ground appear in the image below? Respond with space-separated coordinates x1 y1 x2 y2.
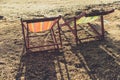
15 23 120 80
60 21 120 80
71 39 120 80
15 49 70 80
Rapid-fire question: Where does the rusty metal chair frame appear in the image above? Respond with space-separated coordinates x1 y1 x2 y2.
61 9 114 45
21 16 62 52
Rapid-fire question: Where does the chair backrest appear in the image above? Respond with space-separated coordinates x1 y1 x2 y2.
21 16 61 32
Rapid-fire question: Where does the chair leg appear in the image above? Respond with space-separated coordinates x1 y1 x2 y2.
21 19 28 53
100 15 105 40
74 18 79 45
50 30 56 49
51 28 59 49
58 22 62 47
26 24 30 50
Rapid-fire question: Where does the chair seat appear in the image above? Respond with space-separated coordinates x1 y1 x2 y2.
27 21 54 32
76 16 98 24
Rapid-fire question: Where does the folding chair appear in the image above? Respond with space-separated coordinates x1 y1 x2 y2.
61 9 114 45
21 15 62 53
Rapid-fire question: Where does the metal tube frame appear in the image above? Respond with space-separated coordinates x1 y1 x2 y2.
21 16 62 52
100 15 104 40
57 21 62 47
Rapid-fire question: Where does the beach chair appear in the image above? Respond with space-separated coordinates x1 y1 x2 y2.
21 16 62 53
61 9 114 45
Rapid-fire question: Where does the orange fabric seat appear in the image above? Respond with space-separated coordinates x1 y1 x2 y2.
28 21 54 32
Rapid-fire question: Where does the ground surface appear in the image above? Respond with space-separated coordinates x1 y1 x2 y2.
0 0 120 80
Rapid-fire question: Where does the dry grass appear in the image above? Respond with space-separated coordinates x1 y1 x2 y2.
0 0 120 80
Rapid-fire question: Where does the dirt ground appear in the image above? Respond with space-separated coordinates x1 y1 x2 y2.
0 0 120 80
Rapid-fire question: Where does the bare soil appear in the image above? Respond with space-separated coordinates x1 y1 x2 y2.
0 0 120 80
